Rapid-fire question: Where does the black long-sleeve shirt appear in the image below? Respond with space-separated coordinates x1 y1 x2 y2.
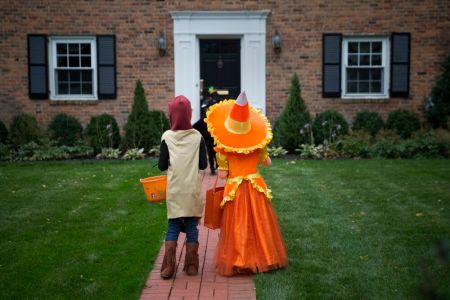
158 138 208 171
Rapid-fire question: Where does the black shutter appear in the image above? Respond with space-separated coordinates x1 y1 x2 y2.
97 35 116 99
27 34 48 99
390 33 410 97
322 33 342 98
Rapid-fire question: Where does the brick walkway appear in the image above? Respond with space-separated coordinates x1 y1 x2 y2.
140 173 256 300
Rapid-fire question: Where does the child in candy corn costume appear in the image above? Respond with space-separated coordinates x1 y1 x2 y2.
205 91 288 276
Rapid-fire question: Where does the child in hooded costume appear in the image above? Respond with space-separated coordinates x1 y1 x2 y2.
158 95 208 279
205 91 288 276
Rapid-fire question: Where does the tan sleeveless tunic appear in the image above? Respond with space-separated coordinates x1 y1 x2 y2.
161 129 203 219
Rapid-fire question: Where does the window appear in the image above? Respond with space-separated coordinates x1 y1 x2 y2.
342 37 389 99
49 37 97 100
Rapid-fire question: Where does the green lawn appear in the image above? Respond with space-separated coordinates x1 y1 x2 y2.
1 159 449 299
256 159 450 299
0 159 166 299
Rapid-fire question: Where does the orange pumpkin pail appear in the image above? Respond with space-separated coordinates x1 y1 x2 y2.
140 175 167 202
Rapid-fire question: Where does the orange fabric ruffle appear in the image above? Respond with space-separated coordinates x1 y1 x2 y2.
215 181 288 276
221 174 272 207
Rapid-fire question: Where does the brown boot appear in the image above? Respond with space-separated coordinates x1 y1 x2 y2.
183 242 199 276
160 241 177 279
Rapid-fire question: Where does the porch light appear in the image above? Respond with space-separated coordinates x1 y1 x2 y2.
272 30 281 52
156 33 166 55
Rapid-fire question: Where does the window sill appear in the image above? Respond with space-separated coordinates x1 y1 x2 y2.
340 98 390 104
49 100 99 105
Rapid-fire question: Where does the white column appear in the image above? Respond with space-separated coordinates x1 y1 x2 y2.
173 34 199 122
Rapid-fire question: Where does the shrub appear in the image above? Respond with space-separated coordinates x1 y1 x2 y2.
85 114 120 153
429 129 450 158
267 146 288 158
147 110 170 148
122 148 145 160
313 110 349 145
148 145 160 157
296 144 338 160
14 139 95 161
30 146 69 161
297 144 324 159
352 110 384 136
96 148 121 159
15 138 67 161
336 131 372 158
15 141 41 161
370 138 400 158
0 143 13 161
386 109 421 139
424 51 450 128
404 132 449 158
9 113 42 147
59 143 94 159
272 73 311 153
369 129 401 158
124 80 170 151
48 113 83 146
0 120 8 144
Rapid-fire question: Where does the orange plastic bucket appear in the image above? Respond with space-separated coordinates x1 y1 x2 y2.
140 175 167 202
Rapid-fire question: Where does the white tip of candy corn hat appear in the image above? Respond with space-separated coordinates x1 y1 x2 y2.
235 91 248 106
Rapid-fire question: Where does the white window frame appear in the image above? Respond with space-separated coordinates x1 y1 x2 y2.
341 36 390 99
48 36 97 100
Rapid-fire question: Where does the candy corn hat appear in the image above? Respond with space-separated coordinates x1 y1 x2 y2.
204 91 272 153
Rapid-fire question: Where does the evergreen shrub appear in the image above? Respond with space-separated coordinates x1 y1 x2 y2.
272 73 311 153
352 110 384 136
424 51 450 128
0 119 8 144
85 114 120 153
313 110 349 144
9 113 42 147
336 131 372 158
48 113 83 146
386 109 421 139
124 80 169 151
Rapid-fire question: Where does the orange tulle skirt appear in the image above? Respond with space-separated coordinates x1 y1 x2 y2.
215 181 288 276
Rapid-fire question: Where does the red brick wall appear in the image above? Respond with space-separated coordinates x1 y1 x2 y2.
1 0 449 131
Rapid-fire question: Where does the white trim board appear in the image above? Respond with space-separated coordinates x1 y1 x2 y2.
170 10 269 123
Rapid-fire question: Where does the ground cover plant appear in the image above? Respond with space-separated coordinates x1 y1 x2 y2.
0 160 167 299
255 159 450 299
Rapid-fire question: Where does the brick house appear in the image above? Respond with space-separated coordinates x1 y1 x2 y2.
1 1 449 132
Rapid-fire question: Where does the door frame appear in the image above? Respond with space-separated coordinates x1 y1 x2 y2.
170 10 269 123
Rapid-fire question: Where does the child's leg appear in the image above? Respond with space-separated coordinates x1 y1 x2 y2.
161 218 182 279
183 217 199 243
166 218 182 241
183 217 199 275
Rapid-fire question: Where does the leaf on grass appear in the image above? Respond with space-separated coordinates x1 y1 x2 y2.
416 212 424 217
359 255 369 261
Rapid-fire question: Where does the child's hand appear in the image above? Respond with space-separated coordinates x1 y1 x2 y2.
218 170 228 179
261 157 272 167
